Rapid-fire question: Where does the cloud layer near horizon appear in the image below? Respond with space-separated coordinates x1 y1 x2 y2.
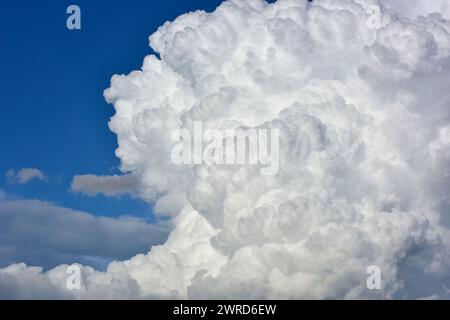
2 0 450 299
0 199 169 271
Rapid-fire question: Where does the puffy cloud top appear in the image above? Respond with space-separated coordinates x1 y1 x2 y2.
382 0 450 19
2 0 450 299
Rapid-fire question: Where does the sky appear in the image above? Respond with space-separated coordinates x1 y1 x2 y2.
0 0 224 218
1 0 450 299
0 0 223 270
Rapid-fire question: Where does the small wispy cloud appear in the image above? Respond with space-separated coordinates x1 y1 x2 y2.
6 168 47 184
70 174 139 197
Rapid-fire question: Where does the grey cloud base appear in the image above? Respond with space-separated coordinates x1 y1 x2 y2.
0 200 168 271
2 0 450 299
70 174 140 198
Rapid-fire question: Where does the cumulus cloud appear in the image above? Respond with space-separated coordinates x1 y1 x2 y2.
6 168 46 184
2 0 450 299
381 0 450 19
70 174 140 197
0 199 169 271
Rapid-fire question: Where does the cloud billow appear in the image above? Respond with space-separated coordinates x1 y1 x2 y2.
2 0 450 299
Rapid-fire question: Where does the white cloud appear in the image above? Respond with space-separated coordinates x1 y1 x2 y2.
381 0 450 19
6 168 46 184
0 199 169 271
70 174 139 197
2 0 450 299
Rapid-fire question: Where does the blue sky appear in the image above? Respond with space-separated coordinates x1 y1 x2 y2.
0 0 225 269
0 0 225 217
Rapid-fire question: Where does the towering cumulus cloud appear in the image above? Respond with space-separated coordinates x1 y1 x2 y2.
2 0 450 299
